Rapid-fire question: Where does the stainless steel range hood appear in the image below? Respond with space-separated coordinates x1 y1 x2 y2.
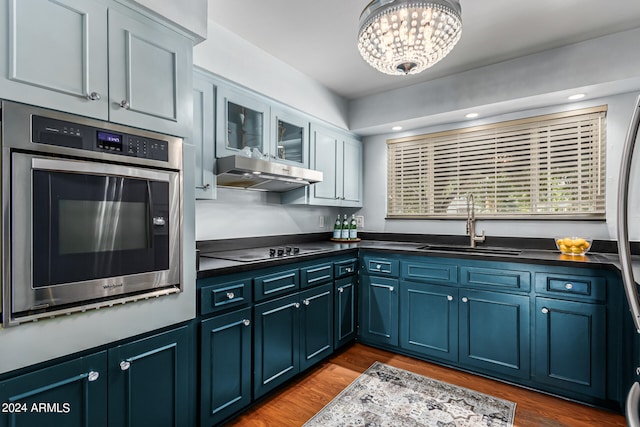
216 155 323 192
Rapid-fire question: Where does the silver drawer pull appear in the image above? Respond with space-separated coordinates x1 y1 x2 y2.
242 319 251 327
376 264 381 269
541 307 549 314
294 302 301 309
461 297 468 303
226 292 235 300
120 361 131 371
303 299 310 306
87 371 100 382
565 283 574 290
346 267 353 273
447 295 453 301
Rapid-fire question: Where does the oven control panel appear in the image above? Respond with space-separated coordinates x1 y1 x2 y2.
31 115 169 162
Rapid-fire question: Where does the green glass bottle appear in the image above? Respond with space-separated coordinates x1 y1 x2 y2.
349 214 358 240
333 215 342 239
341 214 349 240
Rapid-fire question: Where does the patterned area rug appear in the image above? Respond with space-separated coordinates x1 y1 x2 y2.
303 362 516 427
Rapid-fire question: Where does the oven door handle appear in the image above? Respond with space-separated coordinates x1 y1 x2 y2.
31 157 172 182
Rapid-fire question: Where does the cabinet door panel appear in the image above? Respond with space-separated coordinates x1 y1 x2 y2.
200 308 251 427
342 138 362 203
254 294 300 398
0 352 107 427
534 297 606 398
108 325 193 427
300 284 333 370
359 275 399 346
311 127 337 201
108 9 191 136
459 290 530 379
0 0 108 118
192 72 216 199
335 276 357 348
400 281 458 362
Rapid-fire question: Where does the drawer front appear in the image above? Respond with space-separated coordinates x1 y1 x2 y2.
535 272 606 302
401 260 458 285
254 269 300 301
200 280 251 316
334 259 358 278
300 263 334 289
363 256 399 276
460 266 530 291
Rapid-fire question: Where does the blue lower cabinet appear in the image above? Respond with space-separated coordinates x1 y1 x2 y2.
334 276 357 349
300 285 334 371
108 325 194 427
458 289 530 379
0 352 108 427
359 275 399 346
254 284 334 398
399 281 458 363
534 297 606 399
200 308 252 427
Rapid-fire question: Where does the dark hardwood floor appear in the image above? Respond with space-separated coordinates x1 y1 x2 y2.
224 343 626 427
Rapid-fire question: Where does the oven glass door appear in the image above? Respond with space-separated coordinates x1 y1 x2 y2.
32 167 169 287
11 153 180 316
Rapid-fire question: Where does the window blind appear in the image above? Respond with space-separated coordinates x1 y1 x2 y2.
387 106 607 219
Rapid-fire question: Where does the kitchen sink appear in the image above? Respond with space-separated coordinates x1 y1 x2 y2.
416 244 521 256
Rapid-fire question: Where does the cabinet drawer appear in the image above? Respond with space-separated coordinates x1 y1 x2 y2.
401 260 458 285
254 269 300 301
334 259 358 278
200 280 251 316
300 263 334 288
460 266 530 291
535 272 606 302
362 256 399 276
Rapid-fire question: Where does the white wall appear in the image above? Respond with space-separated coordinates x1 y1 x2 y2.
359 91 640 241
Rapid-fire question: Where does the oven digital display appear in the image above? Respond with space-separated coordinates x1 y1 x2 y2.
97 130 123 152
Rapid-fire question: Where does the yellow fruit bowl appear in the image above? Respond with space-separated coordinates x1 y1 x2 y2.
554 237 592 256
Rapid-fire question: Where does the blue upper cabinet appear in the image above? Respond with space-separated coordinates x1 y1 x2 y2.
0 0 193 137
0 0 109 119
192 69 216 199
215 84 271 158
282 123 363 207
107 8 192 137
271 106 310 167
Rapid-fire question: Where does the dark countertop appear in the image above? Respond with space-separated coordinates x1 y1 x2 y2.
196 236 640 281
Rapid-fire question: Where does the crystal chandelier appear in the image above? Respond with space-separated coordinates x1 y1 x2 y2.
357 0 462 75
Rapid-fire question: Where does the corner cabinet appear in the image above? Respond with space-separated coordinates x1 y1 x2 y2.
192 70 216 199
282 124 363 207
0 0 193 137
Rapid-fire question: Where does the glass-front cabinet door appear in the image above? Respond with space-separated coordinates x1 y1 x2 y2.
216 85 270 158
272 107 309 166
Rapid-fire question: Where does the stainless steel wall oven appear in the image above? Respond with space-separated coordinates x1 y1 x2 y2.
1 101 183 326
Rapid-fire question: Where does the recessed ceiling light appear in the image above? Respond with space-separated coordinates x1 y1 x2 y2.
568 93 586 100
392 126 403 131
465 113 479 119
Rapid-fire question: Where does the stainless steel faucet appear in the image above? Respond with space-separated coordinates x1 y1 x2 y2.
466 193 485 248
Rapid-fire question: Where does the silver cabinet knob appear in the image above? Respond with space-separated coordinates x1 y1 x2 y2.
294 302 300 309
338 287 344 293
120 100 130 110
226 292 235 300
461 297 468 303
242 319 251 327
376 264 381 269
447 295 453 301
303 299 310 306
120 361 131 371
87 371 100 382
541 307 549 314
388 286 394 292
196 183 211 190
346 267 353 273
565 283 573 290
86 91 101 101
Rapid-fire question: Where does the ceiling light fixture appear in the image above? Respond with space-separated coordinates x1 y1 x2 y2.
568 93 586 100
357 0 462 76
392 126 403 131
465 112 478 119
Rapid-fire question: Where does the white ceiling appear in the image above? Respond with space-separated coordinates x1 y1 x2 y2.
208 0 640 100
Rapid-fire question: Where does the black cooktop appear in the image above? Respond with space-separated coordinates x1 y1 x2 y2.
201 244 332 262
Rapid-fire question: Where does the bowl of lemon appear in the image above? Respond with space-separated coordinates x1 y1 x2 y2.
555 237 592 256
